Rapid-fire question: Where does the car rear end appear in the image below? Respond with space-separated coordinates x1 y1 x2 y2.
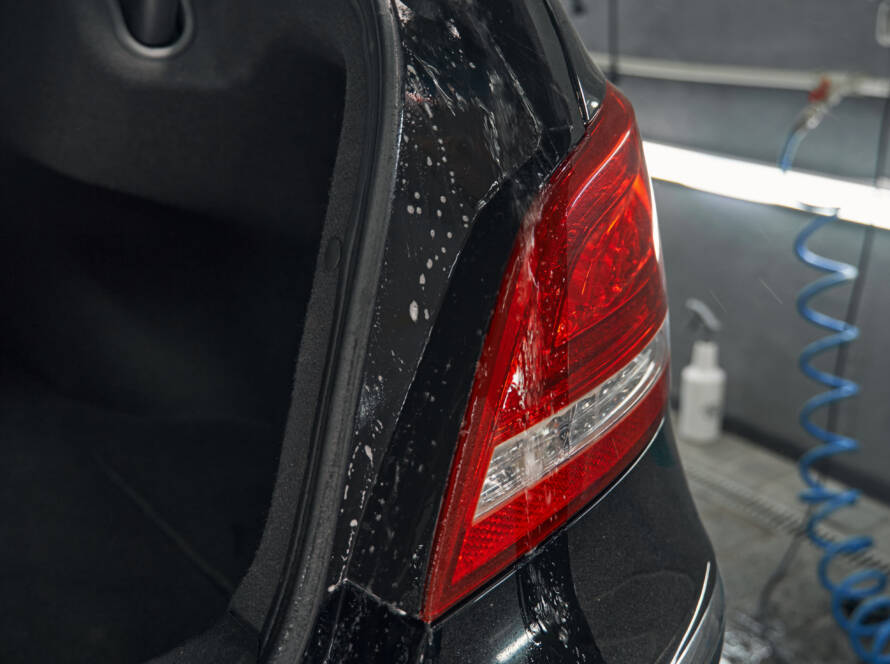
0 0 723 661
265 1 724 662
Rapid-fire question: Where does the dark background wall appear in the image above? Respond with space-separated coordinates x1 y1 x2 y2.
562 0 890 499
566 0 889 75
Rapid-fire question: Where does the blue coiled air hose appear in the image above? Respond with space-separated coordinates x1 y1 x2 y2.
794 214 890 663
787 87 890 660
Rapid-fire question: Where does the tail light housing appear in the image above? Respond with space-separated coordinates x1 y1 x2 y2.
422 85 669 621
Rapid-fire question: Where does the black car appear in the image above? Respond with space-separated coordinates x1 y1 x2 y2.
0 0 724 662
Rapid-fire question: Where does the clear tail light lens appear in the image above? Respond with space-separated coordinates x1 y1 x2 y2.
422 84 669 621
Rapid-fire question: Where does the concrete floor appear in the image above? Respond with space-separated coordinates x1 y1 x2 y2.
675 421 890 663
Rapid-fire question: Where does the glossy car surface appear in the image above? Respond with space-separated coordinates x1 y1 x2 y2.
265 1 724 662
0 0 723 662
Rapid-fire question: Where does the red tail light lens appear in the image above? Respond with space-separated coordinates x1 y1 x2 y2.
422 85 669 621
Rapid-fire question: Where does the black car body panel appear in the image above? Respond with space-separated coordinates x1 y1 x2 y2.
267 1 723 663
301 0 594 622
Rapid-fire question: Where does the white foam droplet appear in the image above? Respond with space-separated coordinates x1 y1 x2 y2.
409 300 419 322
419 274 426 285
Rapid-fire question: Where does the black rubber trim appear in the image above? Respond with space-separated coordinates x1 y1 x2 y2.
258 1 402 661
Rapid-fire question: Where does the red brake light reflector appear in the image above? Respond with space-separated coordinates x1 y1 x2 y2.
422 85 669 621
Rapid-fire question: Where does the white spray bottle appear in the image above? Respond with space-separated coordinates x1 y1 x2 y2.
678 299 726 444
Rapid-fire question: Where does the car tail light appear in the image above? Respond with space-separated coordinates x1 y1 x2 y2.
422 84 669 621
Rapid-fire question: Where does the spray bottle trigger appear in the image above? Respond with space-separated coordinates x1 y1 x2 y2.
685 298 721 341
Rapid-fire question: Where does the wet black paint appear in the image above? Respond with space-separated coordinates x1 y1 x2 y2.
270 0 721 662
